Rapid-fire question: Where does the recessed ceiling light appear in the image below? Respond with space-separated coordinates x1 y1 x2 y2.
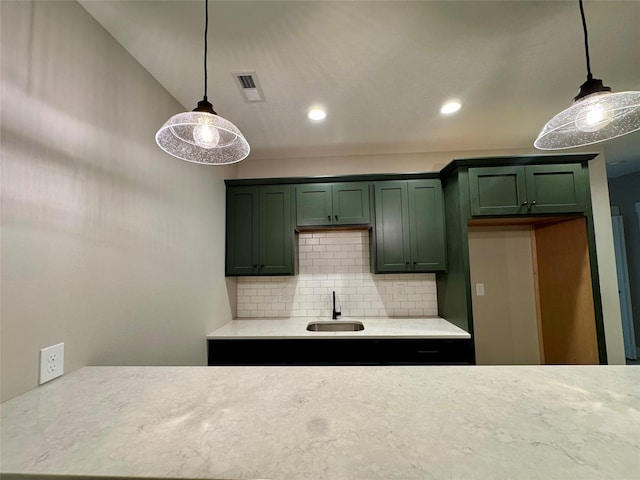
440 101 462 115
308 108 327 121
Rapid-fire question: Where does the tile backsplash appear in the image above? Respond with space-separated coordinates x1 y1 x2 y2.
237 231 438 318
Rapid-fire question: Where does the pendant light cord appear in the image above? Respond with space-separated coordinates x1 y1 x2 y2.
204 0 208 99
579 0 593 80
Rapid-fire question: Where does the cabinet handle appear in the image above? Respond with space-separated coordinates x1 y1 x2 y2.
335 215 338 221
521 201 528 206
328 215 331 220
260 264 265 269
253 264 258 268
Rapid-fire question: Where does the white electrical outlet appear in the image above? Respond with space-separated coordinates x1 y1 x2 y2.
40 342 64 384
475 283 485 296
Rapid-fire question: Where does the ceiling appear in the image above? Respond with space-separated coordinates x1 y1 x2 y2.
79 0 640 177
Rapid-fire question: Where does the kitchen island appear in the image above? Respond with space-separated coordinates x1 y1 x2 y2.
2 366 639 480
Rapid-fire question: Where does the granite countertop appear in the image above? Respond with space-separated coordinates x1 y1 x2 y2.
2 366 639 480
207 317 471 339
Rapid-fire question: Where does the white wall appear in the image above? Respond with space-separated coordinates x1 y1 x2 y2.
0 1 236 401
237 231 437 318
589 155 625 364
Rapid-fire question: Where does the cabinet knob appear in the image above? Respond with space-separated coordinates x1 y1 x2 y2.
521 201 528 206
413 261 417 265
531 200 536 206
405 261 410 265
253 264 258 268
335 215 338 221
328 215 331 220
260 264 265 268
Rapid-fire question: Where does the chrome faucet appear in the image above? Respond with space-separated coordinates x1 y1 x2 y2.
332 291 341 320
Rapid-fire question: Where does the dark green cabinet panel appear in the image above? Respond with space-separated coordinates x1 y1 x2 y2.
409 181 446 270
469 166 526 216
469 164 586 216
374 182 411 272
259 186 294 275
226 185 294 276
373 180 446 273
226 187 259 276
524 164 585 213
332 183 370 225
296 184 332 226
296 182 370 226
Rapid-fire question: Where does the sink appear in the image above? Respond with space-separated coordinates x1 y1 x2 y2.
306 321 365 332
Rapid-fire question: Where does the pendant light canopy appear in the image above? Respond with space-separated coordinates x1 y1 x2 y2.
534 0 640 150
156 0 249 164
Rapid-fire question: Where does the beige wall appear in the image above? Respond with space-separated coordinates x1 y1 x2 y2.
0 1 236 401
236 149 539 179
468 226 541 365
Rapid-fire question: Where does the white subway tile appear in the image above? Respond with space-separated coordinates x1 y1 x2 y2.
235 230 438 317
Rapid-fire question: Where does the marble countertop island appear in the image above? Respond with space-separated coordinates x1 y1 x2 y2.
1 366 639 480
207 316 471 339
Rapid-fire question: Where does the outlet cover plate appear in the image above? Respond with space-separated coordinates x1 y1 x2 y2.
40 342 64 384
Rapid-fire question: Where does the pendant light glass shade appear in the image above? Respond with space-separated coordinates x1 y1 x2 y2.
534 90 640 150
155 0 249 164
156 110 250 164
534 0 640 150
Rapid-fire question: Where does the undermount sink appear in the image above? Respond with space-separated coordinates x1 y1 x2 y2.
306 321 365 332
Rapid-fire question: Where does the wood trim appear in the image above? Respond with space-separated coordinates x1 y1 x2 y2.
534 217 599 364
468 215 582 227
530 228 545 364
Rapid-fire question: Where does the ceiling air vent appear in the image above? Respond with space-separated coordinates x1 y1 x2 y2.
233 71 265 103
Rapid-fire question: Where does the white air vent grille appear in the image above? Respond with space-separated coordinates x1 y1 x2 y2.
233 71 265 103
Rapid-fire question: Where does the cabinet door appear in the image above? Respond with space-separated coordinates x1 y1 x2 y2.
525 164 586 214
332 182 371 225
226 186 259 275
259 185 294 275
469 166 527 216
296 184 332 226
373 181 410 272
408 180 446 271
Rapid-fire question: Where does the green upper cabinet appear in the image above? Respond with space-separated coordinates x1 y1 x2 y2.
226 185 294 276
296 182 370 226
469 163 586 216
373 179 446 273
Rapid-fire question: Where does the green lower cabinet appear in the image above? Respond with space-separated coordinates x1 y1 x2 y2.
226 185 294 276
296 182 370 226
469 164 586 216
373 180 446 273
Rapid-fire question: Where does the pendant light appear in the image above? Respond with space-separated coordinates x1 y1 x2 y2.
156 0 250 164
534 0 640 150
